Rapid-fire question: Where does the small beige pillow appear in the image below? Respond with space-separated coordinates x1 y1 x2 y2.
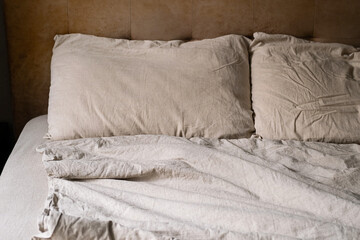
48 34 254 140
251 32 360 143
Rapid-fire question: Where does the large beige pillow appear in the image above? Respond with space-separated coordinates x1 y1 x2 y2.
48 34 254 140
251 32 360 143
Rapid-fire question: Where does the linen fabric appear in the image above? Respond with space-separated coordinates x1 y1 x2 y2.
251 32 360 143
48 34 254 140
34 134 360 239
0 116 48 240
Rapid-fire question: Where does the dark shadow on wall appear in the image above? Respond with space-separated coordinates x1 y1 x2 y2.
0 0 15 174
0 123 14 174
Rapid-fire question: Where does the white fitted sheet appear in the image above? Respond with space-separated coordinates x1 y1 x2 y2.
0 115 48 240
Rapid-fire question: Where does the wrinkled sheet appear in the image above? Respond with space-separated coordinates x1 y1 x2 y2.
34 135 360 239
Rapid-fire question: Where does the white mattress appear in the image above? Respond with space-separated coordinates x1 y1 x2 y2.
0 115 48 239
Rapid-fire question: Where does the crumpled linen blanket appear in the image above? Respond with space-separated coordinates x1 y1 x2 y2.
33 135 360 239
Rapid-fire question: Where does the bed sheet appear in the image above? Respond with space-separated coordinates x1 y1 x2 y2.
0 115 48 240
2 115 360 239
34 131 360 239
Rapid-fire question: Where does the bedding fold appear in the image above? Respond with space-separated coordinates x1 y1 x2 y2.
34 135 360 239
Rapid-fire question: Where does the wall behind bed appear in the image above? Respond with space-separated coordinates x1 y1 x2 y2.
3 0 360 136
0 0 14 173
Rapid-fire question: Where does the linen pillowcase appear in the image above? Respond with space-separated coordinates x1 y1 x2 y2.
48 34 254 140
251 32 360 143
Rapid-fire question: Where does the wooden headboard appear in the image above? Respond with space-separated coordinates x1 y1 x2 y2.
4 0 360 135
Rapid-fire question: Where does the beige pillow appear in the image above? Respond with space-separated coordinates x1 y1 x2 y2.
48 34 254 140
251 32 360 143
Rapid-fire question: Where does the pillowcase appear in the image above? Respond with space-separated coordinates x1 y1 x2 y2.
251 32 360 143
48 34 254 140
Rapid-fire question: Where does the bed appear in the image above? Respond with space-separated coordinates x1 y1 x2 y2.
1 1 360 239
2 114 360 239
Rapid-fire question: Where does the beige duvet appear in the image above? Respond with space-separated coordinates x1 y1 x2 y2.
34 135 360 239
